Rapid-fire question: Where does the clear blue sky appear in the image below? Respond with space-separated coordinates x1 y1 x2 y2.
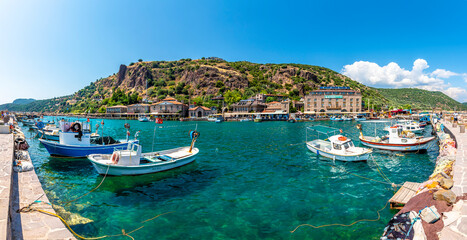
1 0 467 104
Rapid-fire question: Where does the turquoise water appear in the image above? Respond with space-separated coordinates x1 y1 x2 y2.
24 119 438 239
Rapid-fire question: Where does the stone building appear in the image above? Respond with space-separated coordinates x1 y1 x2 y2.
106 105 128 113
304 86 362 113
263 101 289 113
150 97 188 117
231 99 267 113
127 103 151 113
188 106 214 118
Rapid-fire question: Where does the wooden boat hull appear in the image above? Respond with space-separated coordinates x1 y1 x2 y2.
39 139 138 157
306 142 372 161
359 136 435 151
88 147 198 176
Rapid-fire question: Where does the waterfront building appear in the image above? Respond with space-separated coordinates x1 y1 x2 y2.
106 105 128 113
150 97 188 117
127 103 151 114
263 101 289 113
304 86 362 113
231 99 267 113
292 99 304 112
189 106 214 118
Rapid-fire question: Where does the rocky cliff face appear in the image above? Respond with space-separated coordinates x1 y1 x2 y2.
94 60 360 98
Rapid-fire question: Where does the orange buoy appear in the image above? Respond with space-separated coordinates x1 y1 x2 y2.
111 152 120 164
338 136 347 141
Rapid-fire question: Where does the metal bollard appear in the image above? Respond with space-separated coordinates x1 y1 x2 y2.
461 125 465 133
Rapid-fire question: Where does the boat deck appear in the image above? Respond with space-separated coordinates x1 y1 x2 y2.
388 181 421 209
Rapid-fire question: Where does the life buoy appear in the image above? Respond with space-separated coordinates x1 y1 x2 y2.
111 152 120 164
71 122 81 133
338 136 347 141
15 137 25 144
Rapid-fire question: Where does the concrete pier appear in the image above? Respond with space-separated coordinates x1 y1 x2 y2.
0 134 13 239
0 129 75 239
438 121 467 239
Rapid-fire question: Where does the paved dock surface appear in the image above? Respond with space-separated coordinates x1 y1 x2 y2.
0 131 74 239
0 134 13 239
439 121 467 239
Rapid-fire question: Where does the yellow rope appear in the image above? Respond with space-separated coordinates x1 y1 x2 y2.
290 201 389 233
33 208 172 240
326 163 397 186
369 155 393 185
62 164 110 205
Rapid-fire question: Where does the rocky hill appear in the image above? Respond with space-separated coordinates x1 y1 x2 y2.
1 58 464 113
3 58 384 113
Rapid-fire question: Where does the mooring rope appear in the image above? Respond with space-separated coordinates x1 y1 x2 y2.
290 201 389 233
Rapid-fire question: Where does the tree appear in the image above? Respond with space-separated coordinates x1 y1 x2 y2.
215 80 224 88
224 90 242 105
266 96 276 103
138 59 143 62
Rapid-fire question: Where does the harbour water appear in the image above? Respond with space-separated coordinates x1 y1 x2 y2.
24 119 438 239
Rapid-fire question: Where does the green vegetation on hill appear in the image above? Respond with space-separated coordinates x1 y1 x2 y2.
1 58 389 113
2 58 464 113
12 98 35 105
376 88 467 110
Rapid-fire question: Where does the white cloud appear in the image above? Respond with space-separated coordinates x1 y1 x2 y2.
341 59 467 101
431 69 458 78
443 87 466 100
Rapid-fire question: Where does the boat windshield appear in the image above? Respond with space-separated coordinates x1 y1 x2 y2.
333 143 342 150
343 142 354 149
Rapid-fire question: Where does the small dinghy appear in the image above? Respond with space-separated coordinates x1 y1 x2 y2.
305 125 372 161
87 131 200 176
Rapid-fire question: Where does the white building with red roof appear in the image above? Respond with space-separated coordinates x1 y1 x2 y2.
189 106 214 118
150 97 188 117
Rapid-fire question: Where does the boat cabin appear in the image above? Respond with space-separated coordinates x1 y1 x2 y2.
113 143 142 166
59 121 92 146
387 126 415 143
328 135 355 153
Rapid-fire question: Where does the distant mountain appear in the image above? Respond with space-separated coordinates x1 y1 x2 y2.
376 88 467 110
463 102 467 105
12 98 35 105
0 97 70 112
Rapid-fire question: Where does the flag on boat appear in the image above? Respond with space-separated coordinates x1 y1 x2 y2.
155 118 163 124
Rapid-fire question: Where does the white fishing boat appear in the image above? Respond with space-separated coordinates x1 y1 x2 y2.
330 116 342 121
383 121 423 133
254 114 262 122
305 125 372 161
354 115 367 121
87 131 200 176
357 124 435 152
206 115 216 122
341 116 353 121
239 118 251 122
138 116 150 122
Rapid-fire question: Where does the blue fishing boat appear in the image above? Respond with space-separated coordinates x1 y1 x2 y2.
39 121 138 157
